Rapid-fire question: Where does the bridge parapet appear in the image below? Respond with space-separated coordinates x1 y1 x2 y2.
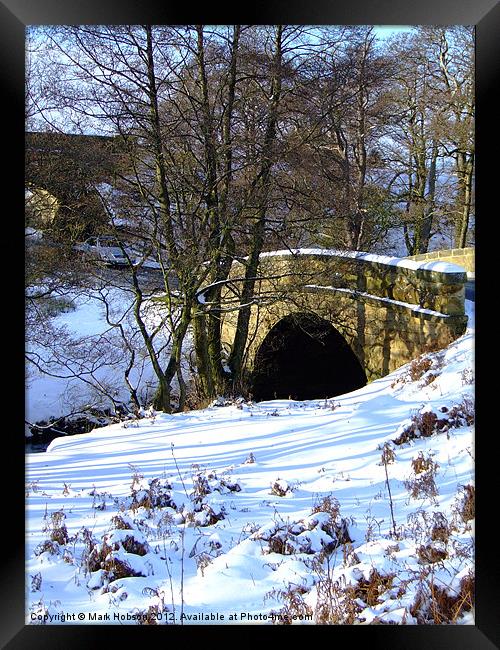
405 247 475 276
255 249 468 316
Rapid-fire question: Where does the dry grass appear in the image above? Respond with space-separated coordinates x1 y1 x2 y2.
349 569 395 607
447 396 475 427
30 572 42 592
409 357 433 382
120 534 148 556
454 484 475 524
394 410 448 445
87 540 144 580
43 510 69 546
110 515 133 530
191 473 212 502
417 542 448 564
430 512 451 543
34 540 61 557
130 477 176 512
404 454 439 501
315 573 361 624
270 479 291 497
135 606 161 625
394 396 474 447
267 584 313 625
195 552 213 577
412 571 474 624
391 353 441 388
411 451 435 474
311 494 341 520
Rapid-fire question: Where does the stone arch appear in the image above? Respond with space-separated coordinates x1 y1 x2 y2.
25 181 109 240
250 312 367 401
221 250 468 391
25 186 60 227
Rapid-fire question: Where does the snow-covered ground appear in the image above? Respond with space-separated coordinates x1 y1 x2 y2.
25 300 475 625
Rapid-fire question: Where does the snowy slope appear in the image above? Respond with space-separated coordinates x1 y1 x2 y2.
25 303 474 626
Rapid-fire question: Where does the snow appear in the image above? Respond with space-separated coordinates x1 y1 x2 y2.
25 227 44 242
259 248 468 275
25 299 475 625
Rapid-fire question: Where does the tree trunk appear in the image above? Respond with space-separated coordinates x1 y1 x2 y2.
152 377 173 412
191 26 240 400
418 140 438 254
228 26 284 389
454 152 474 248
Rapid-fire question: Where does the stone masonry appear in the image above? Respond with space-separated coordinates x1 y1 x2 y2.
221 249 469 384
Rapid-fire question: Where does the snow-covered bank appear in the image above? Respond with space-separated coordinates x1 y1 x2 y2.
26 304 474 625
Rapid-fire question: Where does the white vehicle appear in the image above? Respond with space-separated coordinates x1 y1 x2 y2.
74 235 139 267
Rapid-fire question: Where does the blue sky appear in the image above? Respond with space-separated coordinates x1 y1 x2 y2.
373 26 414 39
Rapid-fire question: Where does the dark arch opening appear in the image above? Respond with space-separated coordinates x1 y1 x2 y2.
250 313 367 401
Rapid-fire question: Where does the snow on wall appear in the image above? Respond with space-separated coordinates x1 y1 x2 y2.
259 248 467 275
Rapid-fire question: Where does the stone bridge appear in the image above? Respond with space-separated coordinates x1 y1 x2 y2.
25 131 125 228
221 249 469 401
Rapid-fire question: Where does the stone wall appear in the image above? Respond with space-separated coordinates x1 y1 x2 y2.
406 248 475 275
25 187 60 225
221 250 468 384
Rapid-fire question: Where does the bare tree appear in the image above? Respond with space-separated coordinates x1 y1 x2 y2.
426 26 475 248
382 27 474 254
